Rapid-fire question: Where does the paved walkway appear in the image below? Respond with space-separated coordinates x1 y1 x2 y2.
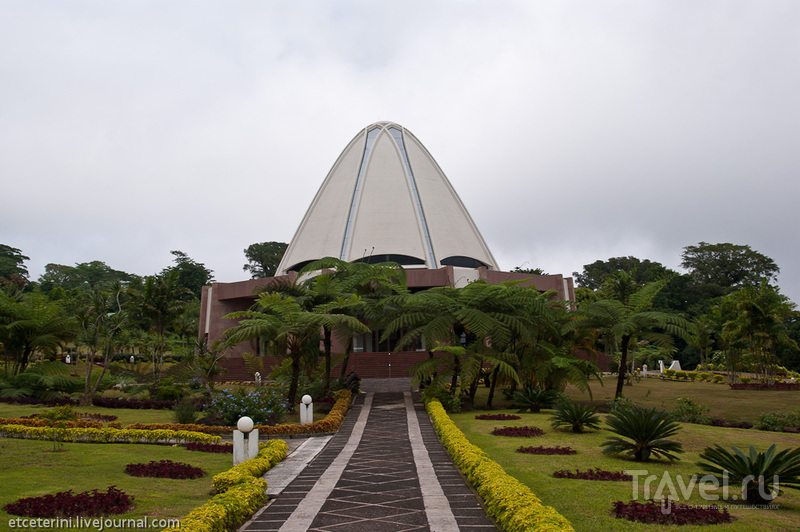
242 392 497 532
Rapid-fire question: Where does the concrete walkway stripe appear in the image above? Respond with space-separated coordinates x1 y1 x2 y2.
264 436 332 496
404 392 459 532
277 393 374 532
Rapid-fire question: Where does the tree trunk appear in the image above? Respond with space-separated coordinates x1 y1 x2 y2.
323 327 332 392
450 354 460 395
615 335 631 400
287 349 301 407
340 340 352 379
82 349 97 407
486 366 501 407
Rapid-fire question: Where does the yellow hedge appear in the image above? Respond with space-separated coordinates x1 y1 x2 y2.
426 400 574 532
0 424 220 444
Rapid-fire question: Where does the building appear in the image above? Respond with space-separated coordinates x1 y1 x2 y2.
199 122 575 380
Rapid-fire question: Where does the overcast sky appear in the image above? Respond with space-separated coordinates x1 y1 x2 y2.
2 1 799 302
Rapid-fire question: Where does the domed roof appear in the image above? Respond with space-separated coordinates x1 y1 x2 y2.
277 122 499 274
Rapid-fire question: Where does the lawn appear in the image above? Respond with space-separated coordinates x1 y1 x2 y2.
454 379 800 531
0 438 233 532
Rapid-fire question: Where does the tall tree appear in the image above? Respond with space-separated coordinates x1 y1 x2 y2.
574 256 675 291
243 242 289 279
38 261 138 294
161 251 214 300
0 245 30 288
681 242 779 291
223 291 368 404
567 273 695 400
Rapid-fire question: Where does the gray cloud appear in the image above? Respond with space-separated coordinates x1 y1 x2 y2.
2 1 798 301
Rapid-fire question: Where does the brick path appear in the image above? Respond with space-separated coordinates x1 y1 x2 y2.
241 392 497 532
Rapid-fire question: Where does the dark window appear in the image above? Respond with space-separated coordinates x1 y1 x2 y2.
440 256 488 268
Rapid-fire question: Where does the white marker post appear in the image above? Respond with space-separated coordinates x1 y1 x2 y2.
300 394 313 425
233 416 259 465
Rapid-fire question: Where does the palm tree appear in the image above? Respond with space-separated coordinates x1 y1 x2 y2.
223 291 369 404
128 271 191 381
719 280 797 382
566 273 695 400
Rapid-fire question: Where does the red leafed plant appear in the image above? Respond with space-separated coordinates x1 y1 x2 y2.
184 442 233 453
553 468 632 481
4 486 132 517
516 445 576 455
125 459 205 479
491 426 544 437
475 413 521 421
612 499 733 525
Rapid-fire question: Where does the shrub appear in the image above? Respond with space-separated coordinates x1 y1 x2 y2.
549 399 601 433
607 396 637 413
739 376 752 384
174 399 198 425
513 387 561 413
421 386 461 413
491 426 544 437
39 405 80 422
671 397 710 424
675 371 687 380
754 411 800 432
687 371 698 381
553 468 632 481
601 407 683 462
125 459 205 479
426 400 574 531
4 486 132 517
612 499 732 525
699 372 711 382
516 445 576 455
475 413 521 421
713 374 725 383
697 444 800 503
209 387 288 426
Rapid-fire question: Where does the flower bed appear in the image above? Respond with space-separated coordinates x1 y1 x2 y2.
0 417 103 429
131 388 353 437
426 400 574 532
185 442 233 453
516 445 576 455
92 397 177 410
729 382 800 391
612 499 733 525
553 468 632 481
4 486 132 518
491 426 544 437
475 413 521 420
125 459 205 479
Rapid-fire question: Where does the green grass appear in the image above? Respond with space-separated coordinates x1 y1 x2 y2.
452 409 800 531
0 438 233 532
0 403 176 426
564 376 798 424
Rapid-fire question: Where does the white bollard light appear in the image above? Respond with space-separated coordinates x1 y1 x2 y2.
300 394 313 425
233 416 259 465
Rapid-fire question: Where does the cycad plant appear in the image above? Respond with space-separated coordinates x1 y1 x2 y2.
513 387 561 413
549 399 601 433
697 444 800 503
601 406 684 461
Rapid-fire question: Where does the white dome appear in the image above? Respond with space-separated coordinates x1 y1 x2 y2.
277 122 499 274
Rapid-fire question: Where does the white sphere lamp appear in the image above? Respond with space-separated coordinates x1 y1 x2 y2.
302 394 313 405
237 416 254 433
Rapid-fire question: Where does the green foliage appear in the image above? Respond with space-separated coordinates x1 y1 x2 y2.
601 406 684 461
754 411 800 432
0 244 30 287
209 387 288 426
242 241 288 279
513 387 561 413
38 260 138 294
39 405 80 422
607 395 638 413
682 242 780 290
675 370 687 379
161 250 214 301
697 444 800 503
573 256 676 291
713 374 725 383
174 399 198 425
671 397 710 424
422 385 461 413
549 399 601 433
739 376 752 384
